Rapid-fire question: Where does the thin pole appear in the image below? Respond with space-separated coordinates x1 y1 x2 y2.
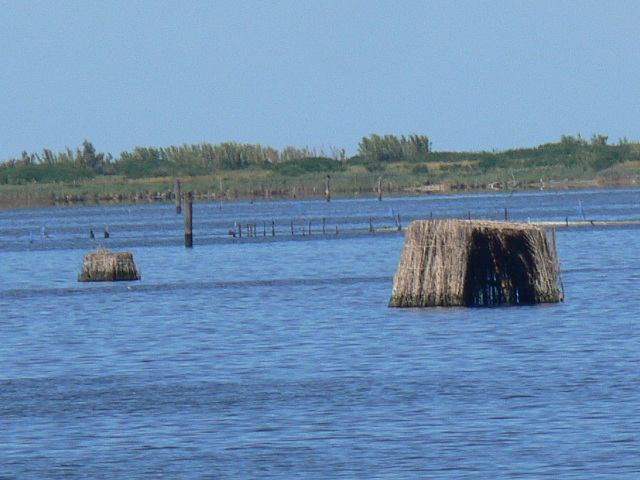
184 192 193 248
175 179 182 214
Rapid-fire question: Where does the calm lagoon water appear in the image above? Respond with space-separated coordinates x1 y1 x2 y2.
1 188 640 479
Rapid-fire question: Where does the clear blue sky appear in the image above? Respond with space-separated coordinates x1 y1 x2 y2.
1 1 639 160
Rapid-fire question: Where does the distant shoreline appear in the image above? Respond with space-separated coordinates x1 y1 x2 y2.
1 174 637 210
2 135 639 209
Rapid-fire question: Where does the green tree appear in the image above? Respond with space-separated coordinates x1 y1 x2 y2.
357 134 431 164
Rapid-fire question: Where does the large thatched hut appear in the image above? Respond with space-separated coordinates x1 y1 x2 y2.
78 248 141 282
389 219 563 307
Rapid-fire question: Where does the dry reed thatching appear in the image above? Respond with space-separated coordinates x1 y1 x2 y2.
78 247 141 282
389 219 563 307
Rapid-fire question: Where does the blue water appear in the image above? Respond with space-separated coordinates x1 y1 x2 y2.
1 188 640 478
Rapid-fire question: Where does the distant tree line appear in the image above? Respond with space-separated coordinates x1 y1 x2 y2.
357 134 432 163
468 134 635 173
0 133 637 185
0 140 113 184
0 140 351 184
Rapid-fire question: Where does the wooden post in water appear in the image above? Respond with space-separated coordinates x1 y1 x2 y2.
378 176 383 201
184 191 193 248
322 217 326 234
369 217 374 232
308 220 312 235
325 174 331 202
291 220 294 235
272 220 276 236
174 179 182 214
504 207 508 221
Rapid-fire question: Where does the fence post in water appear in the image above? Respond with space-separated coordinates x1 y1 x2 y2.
378 176 383 201
184 191 193 248
238 223 242 238
504 207 508 221
263 221 266 236
308 220 312 235
325 174 331 202
174 179 182 214
322 217 326 234
369 217 374 232
272 220 275 236
291 220 294 235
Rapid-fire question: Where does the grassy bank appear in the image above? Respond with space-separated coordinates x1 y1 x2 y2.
2 134 639 209
2 161 639 210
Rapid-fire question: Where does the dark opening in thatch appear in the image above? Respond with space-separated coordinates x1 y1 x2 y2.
389 219 563 307
78 248 141 282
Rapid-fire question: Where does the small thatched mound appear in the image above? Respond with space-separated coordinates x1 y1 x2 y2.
78 248 141 282
389 219 563 307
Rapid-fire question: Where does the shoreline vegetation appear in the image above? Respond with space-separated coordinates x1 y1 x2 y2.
1 134 639 209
